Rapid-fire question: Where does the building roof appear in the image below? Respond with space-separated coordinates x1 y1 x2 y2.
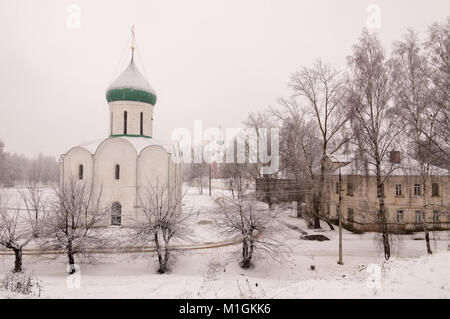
106 59 157 105
74 136 180 160
330 153 449 177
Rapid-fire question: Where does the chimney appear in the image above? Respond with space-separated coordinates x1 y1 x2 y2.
390 151 401 164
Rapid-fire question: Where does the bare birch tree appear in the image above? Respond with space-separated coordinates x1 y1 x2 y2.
347 30 402 260
288 61 350 229
421 18 450 168
392 29 436 254
40 178 110 274
133 180 189 274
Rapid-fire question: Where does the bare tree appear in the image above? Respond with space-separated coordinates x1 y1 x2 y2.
392 29 435 254
221 162 249 199
132 180 189 274
0 140 8 186
183 163 210 194
219 129 263 201
270 98 331 227
0 142 59 188
216 194 282 269
242 111 279 208
40 178 110 274
347 30 401 260
19 180 46 238
0 193 35 272
27 153 59 186
421 18 450 168
288 60 350 229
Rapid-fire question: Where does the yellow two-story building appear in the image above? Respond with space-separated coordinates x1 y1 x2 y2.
326 153 449 233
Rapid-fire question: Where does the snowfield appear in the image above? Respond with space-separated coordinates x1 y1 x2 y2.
0 187 449 299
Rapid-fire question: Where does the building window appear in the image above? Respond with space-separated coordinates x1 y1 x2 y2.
347 208 354 222
414 184 421 196
335 182 339 195
78 164 83 180
110 112 113 135
347 182 354 196
433 210 440 222
415 210 422 223
396 210 404 223
111 202 122 226
115 164 120 180
431 183 440 197
140 112 144 135
123 111 128 135
395 184 402 196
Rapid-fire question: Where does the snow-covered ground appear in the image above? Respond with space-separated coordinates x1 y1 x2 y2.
0 187 449 299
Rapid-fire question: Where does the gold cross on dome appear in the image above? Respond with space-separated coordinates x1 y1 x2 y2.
131 25 136 54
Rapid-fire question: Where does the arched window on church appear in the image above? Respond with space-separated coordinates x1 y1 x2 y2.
140 112 143 135
78 164 83 180
123 111 128 135
110 112 113 135
115 164 120 180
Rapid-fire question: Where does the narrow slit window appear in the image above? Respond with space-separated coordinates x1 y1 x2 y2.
115 164 120 180
140 112 144 135
124 111 128 135
78 164 83 180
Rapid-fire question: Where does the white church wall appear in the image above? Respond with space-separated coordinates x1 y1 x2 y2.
94 138 138 226
138 145 170 190
61 138 182 227
62 146 94 184
109 101 154 137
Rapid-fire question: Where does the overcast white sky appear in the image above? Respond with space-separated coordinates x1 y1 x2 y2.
0 0 449 158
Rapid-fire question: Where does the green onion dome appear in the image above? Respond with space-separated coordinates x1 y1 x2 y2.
106 59 157 105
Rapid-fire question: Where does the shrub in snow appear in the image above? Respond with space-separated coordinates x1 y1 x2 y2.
216 195 284 269
0 192 37 272
0 272 42 297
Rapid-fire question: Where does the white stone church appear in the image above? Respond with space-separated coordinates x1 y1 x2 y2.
60 43 182 226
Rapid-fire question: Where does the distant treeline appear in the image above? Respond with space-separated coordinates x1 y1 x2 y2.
0 139 59 187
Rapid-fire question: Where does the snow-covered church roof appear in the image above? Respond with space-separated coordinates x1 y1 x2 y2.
106 58 157 105
75 136 180 160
